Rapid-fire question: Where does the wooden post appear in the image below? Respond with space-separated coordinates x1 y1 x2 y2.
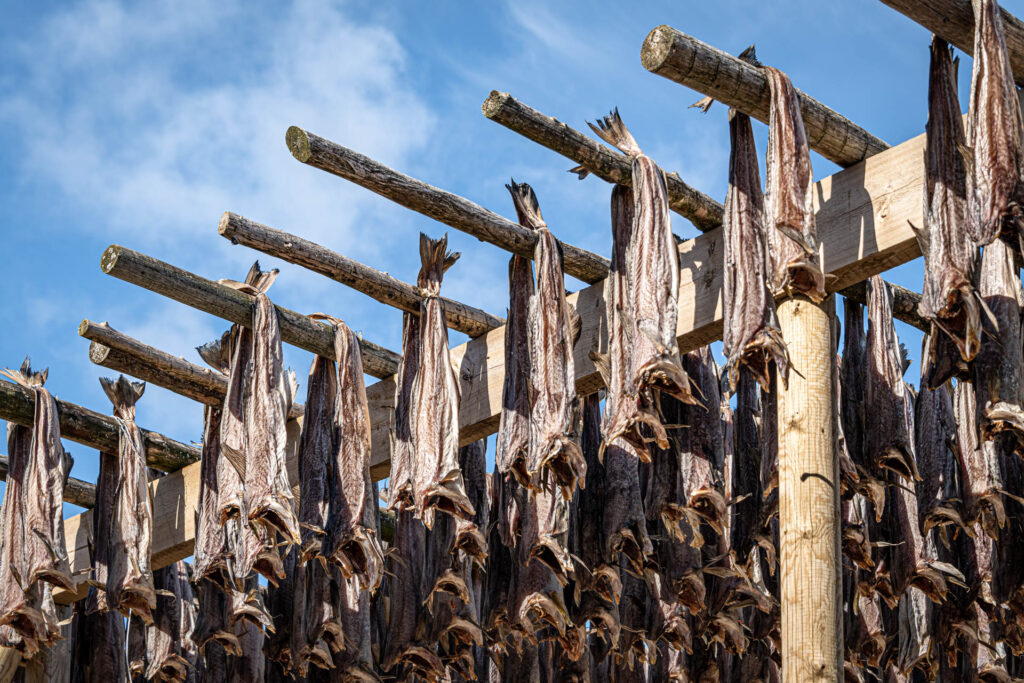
0 455 95 508
641 25 888 167
285 126 611 283
776 296 841 682
0 377 199 471
481 91 725 230
878 0 1024 85
99 245 401 378
218 212 505 337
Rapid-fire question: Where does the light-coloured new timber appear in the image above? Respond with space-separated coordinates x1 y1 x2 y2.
776 296 842 682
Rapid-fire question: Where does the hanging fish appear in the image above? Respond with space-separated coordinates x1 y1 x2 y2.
144 561 197 682
915 382 963 536
295 343 336 565
763 66 826 303
723 107 789 391
495 249 535 487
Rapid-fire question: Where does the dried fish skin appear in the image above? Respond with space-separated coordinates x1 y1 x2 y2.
865 277 920 484
920 37 981 387
144 561 196 682
380 508 430 674
389 312 419 512
190 577 240 658
218 323 251 520
410 233 475 529
589 110 699 410
763 66 826 303
601 438 651 579
71 597 127 682
915 383 963 534
971 238 1024 447
723 109 789 391
193 405 230 586
506 181 586 497
731 367 763 564
293 558 344 675
265 550 298 672
334 568 378 681
226 619 265 683
967 0 1024 247
296 352 336 563
100 374 156 624
496 252 534 485
325 321 384 591
677 348 728 537
955 378 1006 543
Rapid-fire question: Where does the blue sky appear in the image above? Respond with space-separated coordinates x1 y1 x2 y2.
1 0 1017 516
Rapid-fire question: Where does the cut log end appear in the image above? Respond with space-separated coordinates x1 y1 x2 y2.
217 211 236 237
640 24 675 72
286 125 312 162
481 90 510 118
87 341 112 365
100 244 123 274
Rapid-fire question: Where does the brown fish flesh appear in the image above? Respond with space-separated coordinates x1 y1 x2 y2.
388 312 419 512
296 349 336 563
144 561 197 682
495 252 534 486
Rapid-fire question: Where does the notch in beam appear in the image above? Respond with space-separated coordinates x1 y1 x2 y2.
218 212 505 338
99 246 401 378
641 25 889 167
285 126 611 284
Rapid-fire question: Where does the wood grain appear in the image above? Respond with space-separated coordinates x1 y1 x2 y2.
641 25 889 167
0 455 95 509
218 212 504 337
776 297 841 682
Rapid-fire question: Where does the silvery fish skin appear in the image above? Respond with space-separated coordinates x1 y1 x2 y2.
506 181 585 498
914 383 963 535
967 0 1024 247
296 350 336 563
723 108 789 391
388 312 419 512
293 558 343 675
217 324 250 525
325 321 384 591
144 561 197 682
971 238 1024 447
495 251 534 485
919 37 981 388
763 66 825 303
589 111 699 418
100 374 156 624
410 233 475 530
381 508 435 678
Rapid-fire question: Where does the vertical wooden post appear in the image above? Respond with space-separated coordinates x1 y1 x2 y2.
776 295 841 681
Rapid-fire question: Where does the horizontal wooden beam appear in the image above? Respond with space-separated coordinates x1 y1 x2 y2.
839 280 926 331
0 378 199 472
481 91 725 231
99 246 401 379
0 455 95 509
641 25 889 167
81 320 305 419
218 212 505 337
285 126 611 284
878 0 1024 87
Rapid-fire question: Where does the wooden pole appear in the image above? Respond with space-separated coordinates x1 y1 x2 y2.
218 212 505 337
99 245 401 378
0 455 95 508
481 91 725 231
878 0 1024 86
285 126 611 283
641 25 889 167
0 377 199 471
81 319 305 419
776 296 841 682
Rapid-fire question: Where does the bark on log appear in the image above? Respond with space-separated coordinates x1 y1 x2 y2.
82 320 305 419
776 296 841 682
285 126 611 283
0 377 199 471
99 245 401 378
0 455 95 508
218 212 504 337
481 91 724 231
641 25 889 167
837 280 926 331
879 0 1024 86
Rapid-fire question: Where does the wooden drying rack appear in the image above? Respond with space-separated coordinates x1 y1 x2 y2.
0 2 1006 678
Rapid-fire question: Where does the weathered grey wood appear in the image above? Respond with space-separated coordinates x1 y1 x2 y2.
879 0 1024 86
0 454 95 508
82 319 306 419
100 245 401 378
840 280 926 331
218 212 505 337
641 25 889 167
0 377 199 471
481 91 725 231
285 126 611 284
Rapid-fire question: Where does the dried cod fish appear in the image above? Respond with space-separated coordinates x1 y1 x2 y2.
763 66 825 302
381 508 435 678
193 399 231 588
410 233 476 529
144 561 197 682
723 107 788 390
296 346 336 564
731 367 764 564
388 311 419 511
71 597 126 682
507 180 585 496
99 374 156 623
227 619 265 683
589 110 699 417
918 37 982 388
265 550 297 672
915 382 963 535
190 577 240 658
293 558 344 674
495 250 534 486
967 0 1024 247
